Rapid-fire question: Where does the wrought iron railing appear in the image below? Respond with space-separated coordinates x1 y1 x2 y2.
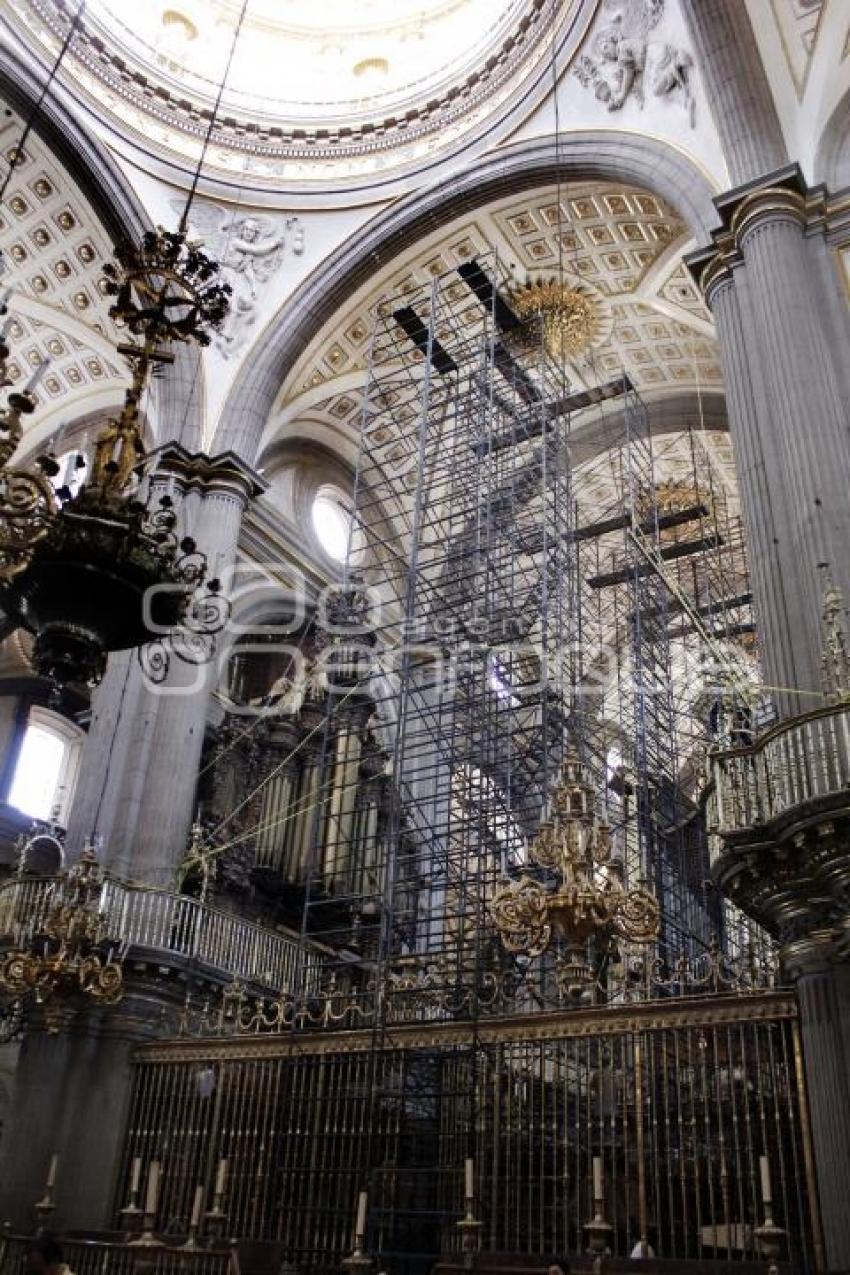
0 1233 238 1275
0 873 322 996
707 701 850 852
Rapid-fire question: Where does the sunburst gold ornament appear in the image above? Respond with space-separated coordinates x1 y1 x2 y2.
511 278 603 361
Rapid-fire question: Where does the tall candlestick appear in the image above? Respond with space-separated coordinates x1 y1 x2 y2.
130 1157 141 1196
592 1156 603 1203
144 1160 160 1216
464 1157 474 1201
190 1184 204 1228
214 1157 227 1197
46 1153 58 1190
355 1190 368 1240
759 1155 772 1206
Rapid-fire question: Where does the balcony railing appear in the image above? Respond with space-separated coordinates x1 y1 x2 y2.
0 872 323 996
708 700 850 851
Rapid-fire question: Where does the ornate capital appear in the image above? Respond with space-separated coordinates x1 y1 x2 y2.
157 444 267 509
686 164 828 304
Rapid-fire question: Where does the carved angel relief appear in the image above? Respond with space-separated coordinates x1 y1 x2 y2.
574 0 695 127
170 202 305 358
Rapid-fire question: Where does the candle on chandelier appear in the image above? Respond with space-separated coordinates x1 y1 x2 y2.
592 1156 603 1203
464 1157 474 1201
759 1155 772 1206
355 1189 368 1240
129 1157 141 1196
144 1160 161 1216
24 358 50 394
190 1183 204 1229
46 1153 59 1190
214 1157 228 1197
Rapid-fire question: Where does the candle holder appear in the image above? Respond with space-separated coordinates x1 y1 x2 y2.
203 1196 229 1247
120 1184 144 1238
33 1191 55 1235
584 1197 613 1275
182 1220 200 1251
456 1200 483 1271
129 1210 163 1248
754 1203 786 1275
341 1238 373 1275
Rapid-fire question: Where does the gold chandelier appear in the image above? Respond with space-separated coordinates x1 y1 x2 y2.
0 846 125 1029
0 228 232 687
510 278 603 362
490 753 659 999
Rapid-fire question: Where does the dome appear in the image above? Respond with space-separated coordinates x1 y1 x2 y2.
15 0 589 200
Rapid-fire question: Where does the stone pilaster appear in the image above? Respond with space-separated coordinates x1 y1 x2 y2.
65 447 265 886
0 974 183 1231
690 169 850 716
679 0 787 186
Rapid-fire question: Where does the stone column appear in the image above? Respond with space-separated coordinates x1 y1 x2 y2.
65 446 264 886
691 171 850 715
785 941 850 1271
679 0 787 185
0 974 182 1231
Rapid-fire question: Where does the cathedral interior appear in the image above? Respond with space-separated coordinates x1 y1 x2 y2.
0 1 850 1272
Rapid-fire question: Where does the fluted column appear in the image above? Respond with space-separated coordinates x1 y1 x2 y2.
705 269 817 711
786 942 850 1271
692 173 850 715
679 0 787 185
65 447 264 886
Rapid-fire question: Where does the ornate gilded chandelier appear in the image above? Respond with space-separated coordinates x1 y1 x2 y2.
490 752 660 1000
0 229 231 686
510 278 605 362
0 846 125 1030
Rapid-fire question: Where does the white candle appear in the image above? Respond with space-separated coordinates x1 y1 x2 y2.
464 1157 474 1201
355 1189 368 1239
46 1153 58 1190
25 358 50 393
144 1160 160 1216
759 1154 772 1206
190 1184 204 1228
592 1156 603 1202
214 1157 227 1197
129 1157 141 1196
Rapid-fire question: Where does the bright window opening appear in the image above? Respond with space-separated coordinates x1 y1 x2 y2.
7 708 83 824
9 727 66 821
312 493 353 563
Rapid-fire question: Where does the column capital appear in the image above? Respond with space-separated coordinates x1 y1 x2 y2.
686 165 829 299
155 443 267 508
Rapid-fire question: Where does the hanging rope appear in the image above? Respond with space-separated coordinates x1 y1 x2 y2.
0 0 87 207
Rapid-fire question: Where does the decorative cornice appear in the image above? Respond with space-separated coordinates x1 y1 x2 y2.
136 990 798 1063
686 164 833 301
9 0 597 202
157 443 267 506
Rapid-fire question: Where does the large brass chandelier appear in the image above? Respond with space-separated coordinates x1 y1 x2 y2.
510 278 605 362
0 846 125 1030
0 229 231 686
490 753 660 999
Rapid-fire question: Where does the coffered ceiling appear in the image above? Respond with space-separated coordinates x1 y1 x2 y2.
0 102 126 449
278 179 721 454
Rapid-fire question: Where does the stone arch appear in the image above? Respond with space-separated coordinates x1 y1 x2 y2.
815 87 850 190
0 42 205 450
213 131 721 463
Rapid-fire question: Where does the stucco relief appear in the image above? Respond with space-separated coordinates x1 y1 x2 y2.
574 0 695 126
173 203 305 358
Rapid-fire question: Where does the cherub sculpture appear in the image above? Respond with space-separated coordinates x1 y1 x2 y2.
171 203 304 358
574 0 694 126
